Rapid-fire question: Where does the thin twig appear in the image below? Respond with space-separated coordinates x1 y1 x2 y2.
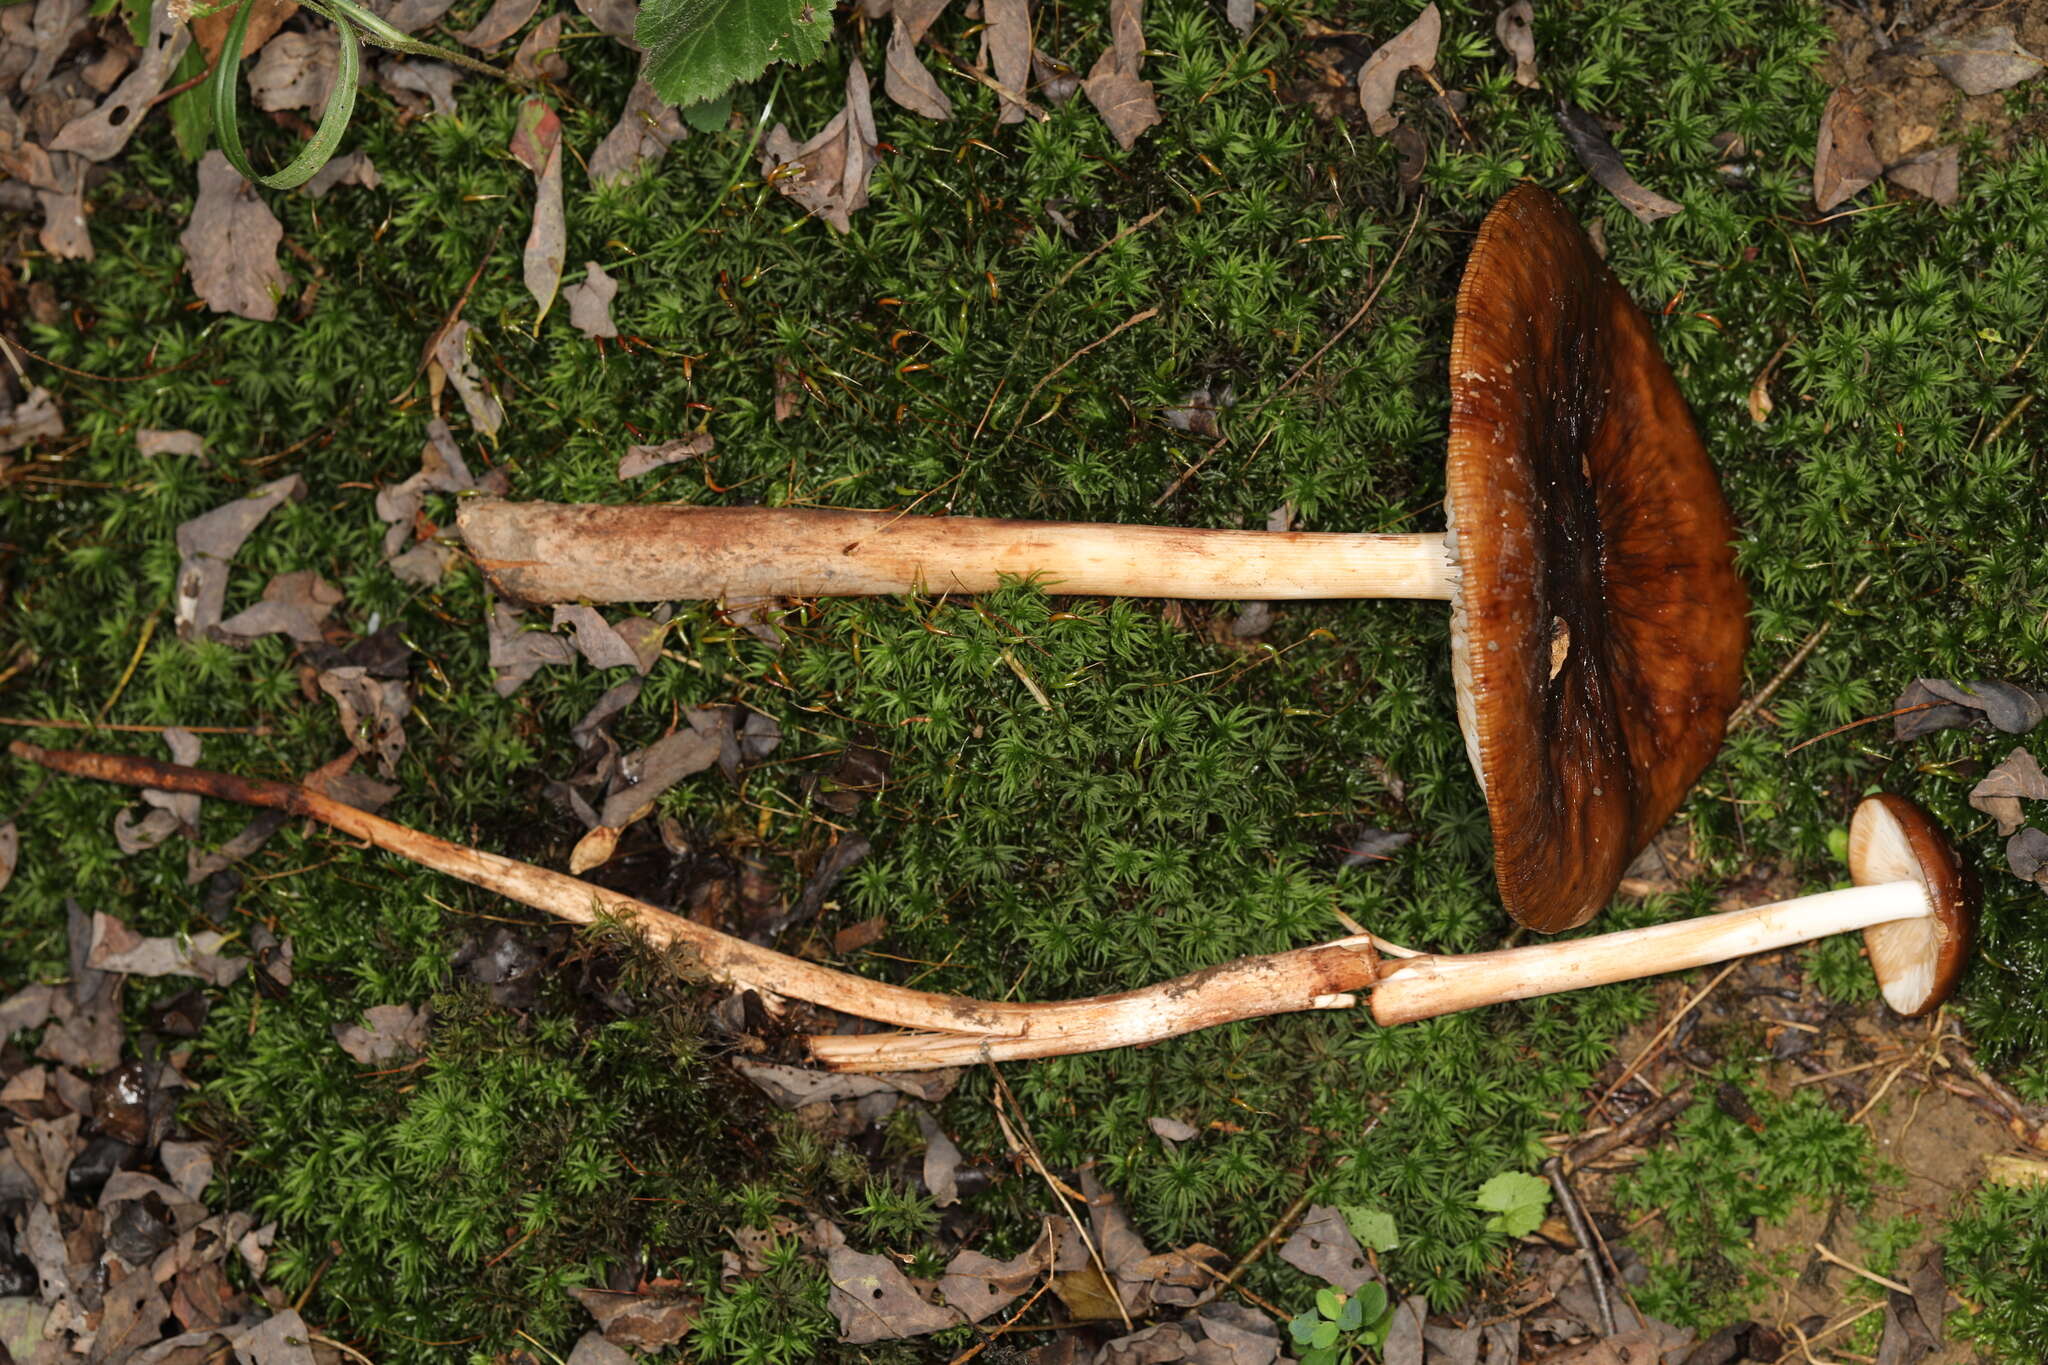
1542 1157 1615 1336
1729 574 1874 729
1563 1087 1692 1173
95 612 159 724
1008 307 1160 436
1811 1242 1910 1295
1593 961 1742 1115
0 717 273 735
988 1068 1134 1332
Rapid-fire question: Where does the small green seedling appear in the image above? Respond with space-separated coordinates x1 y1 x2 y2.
1289 1283 1394 1365
1474 1172 1552 1238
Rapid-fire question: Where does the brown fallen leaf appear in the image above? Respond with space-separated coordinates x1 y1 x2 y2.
572 0 635 41
1193 1300 1283 1365
1541 1330 1663 1364
552 604 651 671
430 318 505 437
333 1003 429 1063
218 570 343 644
486 601 576 695
49 0 189 161
16 0 86 93
1225 0 1253 38
193 0 298 63
137 428 208 457
1813 87 1879 213
617 432 713 480
301 749 400 814
1924 23 2044 98
569 1288 702 1351
508 97 565 322
1083 0 1158 149
248 28 339 112
380 56 462 115
317 666 412 775
588 78 684 185
760 59 877 233
828 1247 964 1343
916 1109 962 1207
185 810 289 884
565 1332 633 1365
375 417 474 560
563 261 619 339
882 0 951 120
1279 1204 1377 1291
1148 1115 1198 1143
457 0 541 48
1 386 65 451
1969 747 2048 837
181 151 288 320
2009 827 2048 885
301 149 380 198
0 821 15 897
173 474 307 637
1558 104 1682 223
87 912 248 985
1885 145 1959 207
1495 2 1538 87
982 0 1030 124
374 0 456 33
1357 3 1439 136
510 9 566 81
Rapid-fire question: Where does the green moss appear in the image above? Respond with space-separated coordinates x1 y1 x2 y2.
4 0 2046 1358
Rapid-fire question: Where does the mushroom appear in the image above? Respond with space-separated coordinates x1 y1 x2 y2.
809 794 1977 1071
460 186 1748 932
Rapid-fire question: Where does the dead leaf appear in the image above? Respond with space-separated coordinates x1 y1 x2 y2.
38 180 94 262
883 0 952 120
380 57 461 115
916 1109 961 1207
937 1227 1052 1322
1083 0 1159 149
588 78 685 186
551 605 649 671
1894 678 2048 739
569 1288 701 1351
0 822 14 896
1225 0 1253 38
1924 24 2044 97
137 428 207 457
1357 3 1439 136
193 0 298 63
217 570 342 644
173 474 306 637
558 260 620 340
597 727 721 828
49 0 188 160
982 0 1030 124
333 1003 429 1063
1098 1322 1195 1363
733 1059 958 1108
1558 104 1681 223
300 148 380 198
15 0 86 93
1 386 65 451
2008 827 2048 885
508 97 565 321
373 0 455 33
1885 145 1959 206
828 1246 964 1343
181 151 287 321
1495 2 1537 87
1813 87 1880 213
510 9 566 81
1969 747 2048 837
572 0 635 40
1148 1116 1198 1142
1279 1204 1376 1291
1541 1331 1665 1364
316 667 411 776
431 319 504 438
487 602 575 695
247 28 337 112
1194 1300 1282 1364
457 0 540 48
87 912 248 985
565 1332 633 1365
617 432 712 479
761 59 877 232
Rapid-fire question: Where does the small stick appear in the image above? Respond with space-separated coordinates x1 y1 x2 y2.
0 717 274 735
1592 961 1742 1115
1010 307 1159 433
1541 1157 1615 1336
988 1069 1133 1332
1811 1242 1910 1296
1789 1054 1903 1087
95 612 159 724
1563 1087 1692 1173
1729 574 1875 729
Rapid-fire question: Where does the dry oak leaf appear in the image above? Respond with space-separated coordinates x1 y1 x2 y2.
564 260 619 339
760 59 878 233
1357 2 1439 136
617 432 712 480
181 151 287 320
882 0 952 120
1814 86 1880 213
588 79 685 186
1558 104 1681 223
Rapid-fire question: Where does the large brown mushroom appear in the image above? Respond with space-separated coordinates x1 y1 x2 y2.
458 186 1748 932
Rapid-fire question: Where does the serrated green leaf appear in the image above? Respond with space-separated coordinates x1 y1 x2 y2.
638 0 833 109
1339 1204 1400 1252
1474 1171 1551 1216
1316 1287 1342 1321
1494 1203 1548 1238
680 90 734 134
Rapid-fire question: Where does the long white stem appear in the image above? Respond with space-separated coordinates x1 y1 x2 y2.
1367 879 1930 1026
458 501 1457 603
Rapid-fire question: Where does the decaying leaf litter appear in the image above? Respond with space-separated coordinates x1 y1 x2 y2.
5 0 2048 1362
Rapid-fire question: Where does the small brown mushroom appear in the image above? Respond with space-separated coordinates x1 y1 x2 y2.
1851 793 1974 1016
458 187 1748 933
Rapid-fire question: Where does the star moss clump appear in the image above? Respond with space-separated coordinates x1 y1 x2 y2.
3 0 2045 1359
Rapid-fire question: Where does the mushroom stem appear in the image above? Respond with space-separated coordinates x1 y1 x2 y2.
1366 879 1932 1026
457 502 1457 603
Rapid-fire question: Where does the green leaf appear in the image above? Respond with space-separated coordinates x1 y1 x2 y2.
1339 1204 1400 1252
1336 1292 1363 1332
1310 1320 1340 1350
1475 1172 1551 1215
1355 1282 1388 1322
167 43 212 162
1290 1311 1320 1346
680 90 734 134
1302 1350 1336 1365
1316 1288 1342 1322
637 0 833 109
210 0 363 190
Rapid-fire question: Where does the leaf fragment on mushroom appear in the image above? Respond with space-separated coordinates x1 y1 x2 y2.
1557 105 1680 223
173 474 307 637
1357 3 1439 137
617 432 713 480
180 152 287 321
1812 87 1880 213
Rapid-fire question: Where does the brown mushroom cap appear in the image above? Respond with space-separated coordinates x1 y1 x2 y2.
1849 793 1976 1017
1445 186 1749 933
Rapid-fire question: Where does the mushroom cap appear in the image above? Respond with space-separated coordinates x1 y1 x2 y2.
1445 186 1749 934
1849 794 1975 1017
